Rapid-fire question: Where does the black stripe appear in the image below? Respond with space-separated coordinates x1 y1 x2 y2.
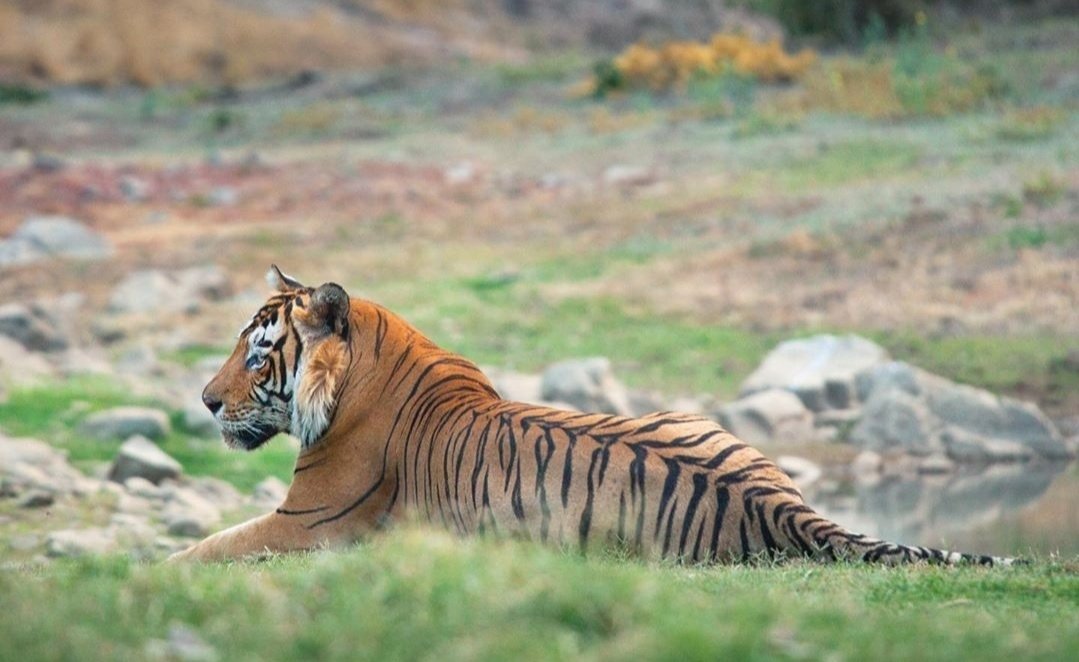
678 473 708 557
276 505 328 515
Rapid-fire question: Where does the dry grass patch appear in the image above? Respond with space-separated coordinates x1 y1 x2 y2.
0 0 448 86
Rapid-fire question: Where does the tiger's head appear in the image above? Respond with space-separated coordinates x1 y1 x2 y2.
201 265 352 451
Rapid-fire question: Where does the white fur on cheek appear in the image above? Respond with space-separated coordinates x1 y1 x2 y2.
290 356 335 448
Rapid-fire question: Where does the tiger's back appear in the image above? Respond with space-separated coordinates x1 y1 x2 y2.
396 402 799 562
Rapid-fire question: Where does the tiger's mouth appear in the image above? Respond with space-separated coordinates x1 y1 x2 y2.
221 422 279 451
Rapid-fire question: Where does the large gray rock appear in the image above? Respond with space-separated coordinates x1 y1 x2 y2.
540 357 632 415
109 266 232 314
922 374 1068 459
108 435 182 484
854 361 920 402
849 388 935 455
850 362 1071 461
717 388 814 445
81 407 171 440
741 335 889 412
0 216 112 268
109 270 182 314
0 435 93 496
163 487 221 538
0 302 69 352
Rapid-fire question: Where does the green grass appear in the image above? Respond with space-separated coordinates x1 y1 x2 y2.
162 344 229 368
875 331 1079 399
383 282 778 397
1 527 1076 661
772 139 925 191
0 376 293 492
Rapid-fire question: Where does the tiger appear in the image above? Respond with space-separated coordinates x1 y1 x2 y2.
169 266 1019 566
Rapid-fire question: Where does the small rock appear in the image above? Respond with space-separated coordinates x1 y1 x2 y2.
163 486 221 537
540 357 632 416
182 395 219 436
124 476 164 499
1 215 112 267
207 186 238 207
32 152 65 172
603 164 653 187
108 435 182 484
115 344 161 376
0 302 69 352
851 450 883 476
81 407 172 440
917 454 955 474
145 623 219 662
0 336 55 386
109 266 231 314
487 368 544 405
627 389 665 417
46 528 118 557
17 489 55 508
186 476 245 511
776 455 822 486
0 435 85 494
59 348 114 377
0 238 45 268
175 265 231 302
91 318 127 344
166 515 212 538
116 491 155 515
252 476 288 508
108 270 182 314
717 388 814 445
119 175 151 202
668 396 710 416
444 161 476 186
9 534 39 552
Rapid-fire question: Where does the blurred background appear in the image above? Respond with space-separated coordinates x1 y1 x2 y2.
0 0 1077 564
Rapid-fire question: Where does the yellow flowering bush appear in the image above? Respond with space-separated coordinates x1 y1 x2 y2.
595 32 816 95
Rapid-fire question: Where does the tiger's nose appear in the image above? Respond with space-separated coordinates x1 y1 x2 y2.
202 390 223 415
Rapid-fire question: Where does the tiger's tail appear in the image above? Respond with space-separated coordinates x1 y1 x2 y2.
786 508 1024 567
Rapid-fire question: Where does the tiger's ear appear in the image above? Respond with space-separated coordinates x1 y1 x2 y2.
295 282 350 338
266 265 305 293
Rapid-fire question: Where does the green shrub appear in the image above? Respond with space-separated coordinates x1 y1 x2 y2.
1022 172 1064 207
0 83 47 105
1005 226 1049 249
741 0 924 45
